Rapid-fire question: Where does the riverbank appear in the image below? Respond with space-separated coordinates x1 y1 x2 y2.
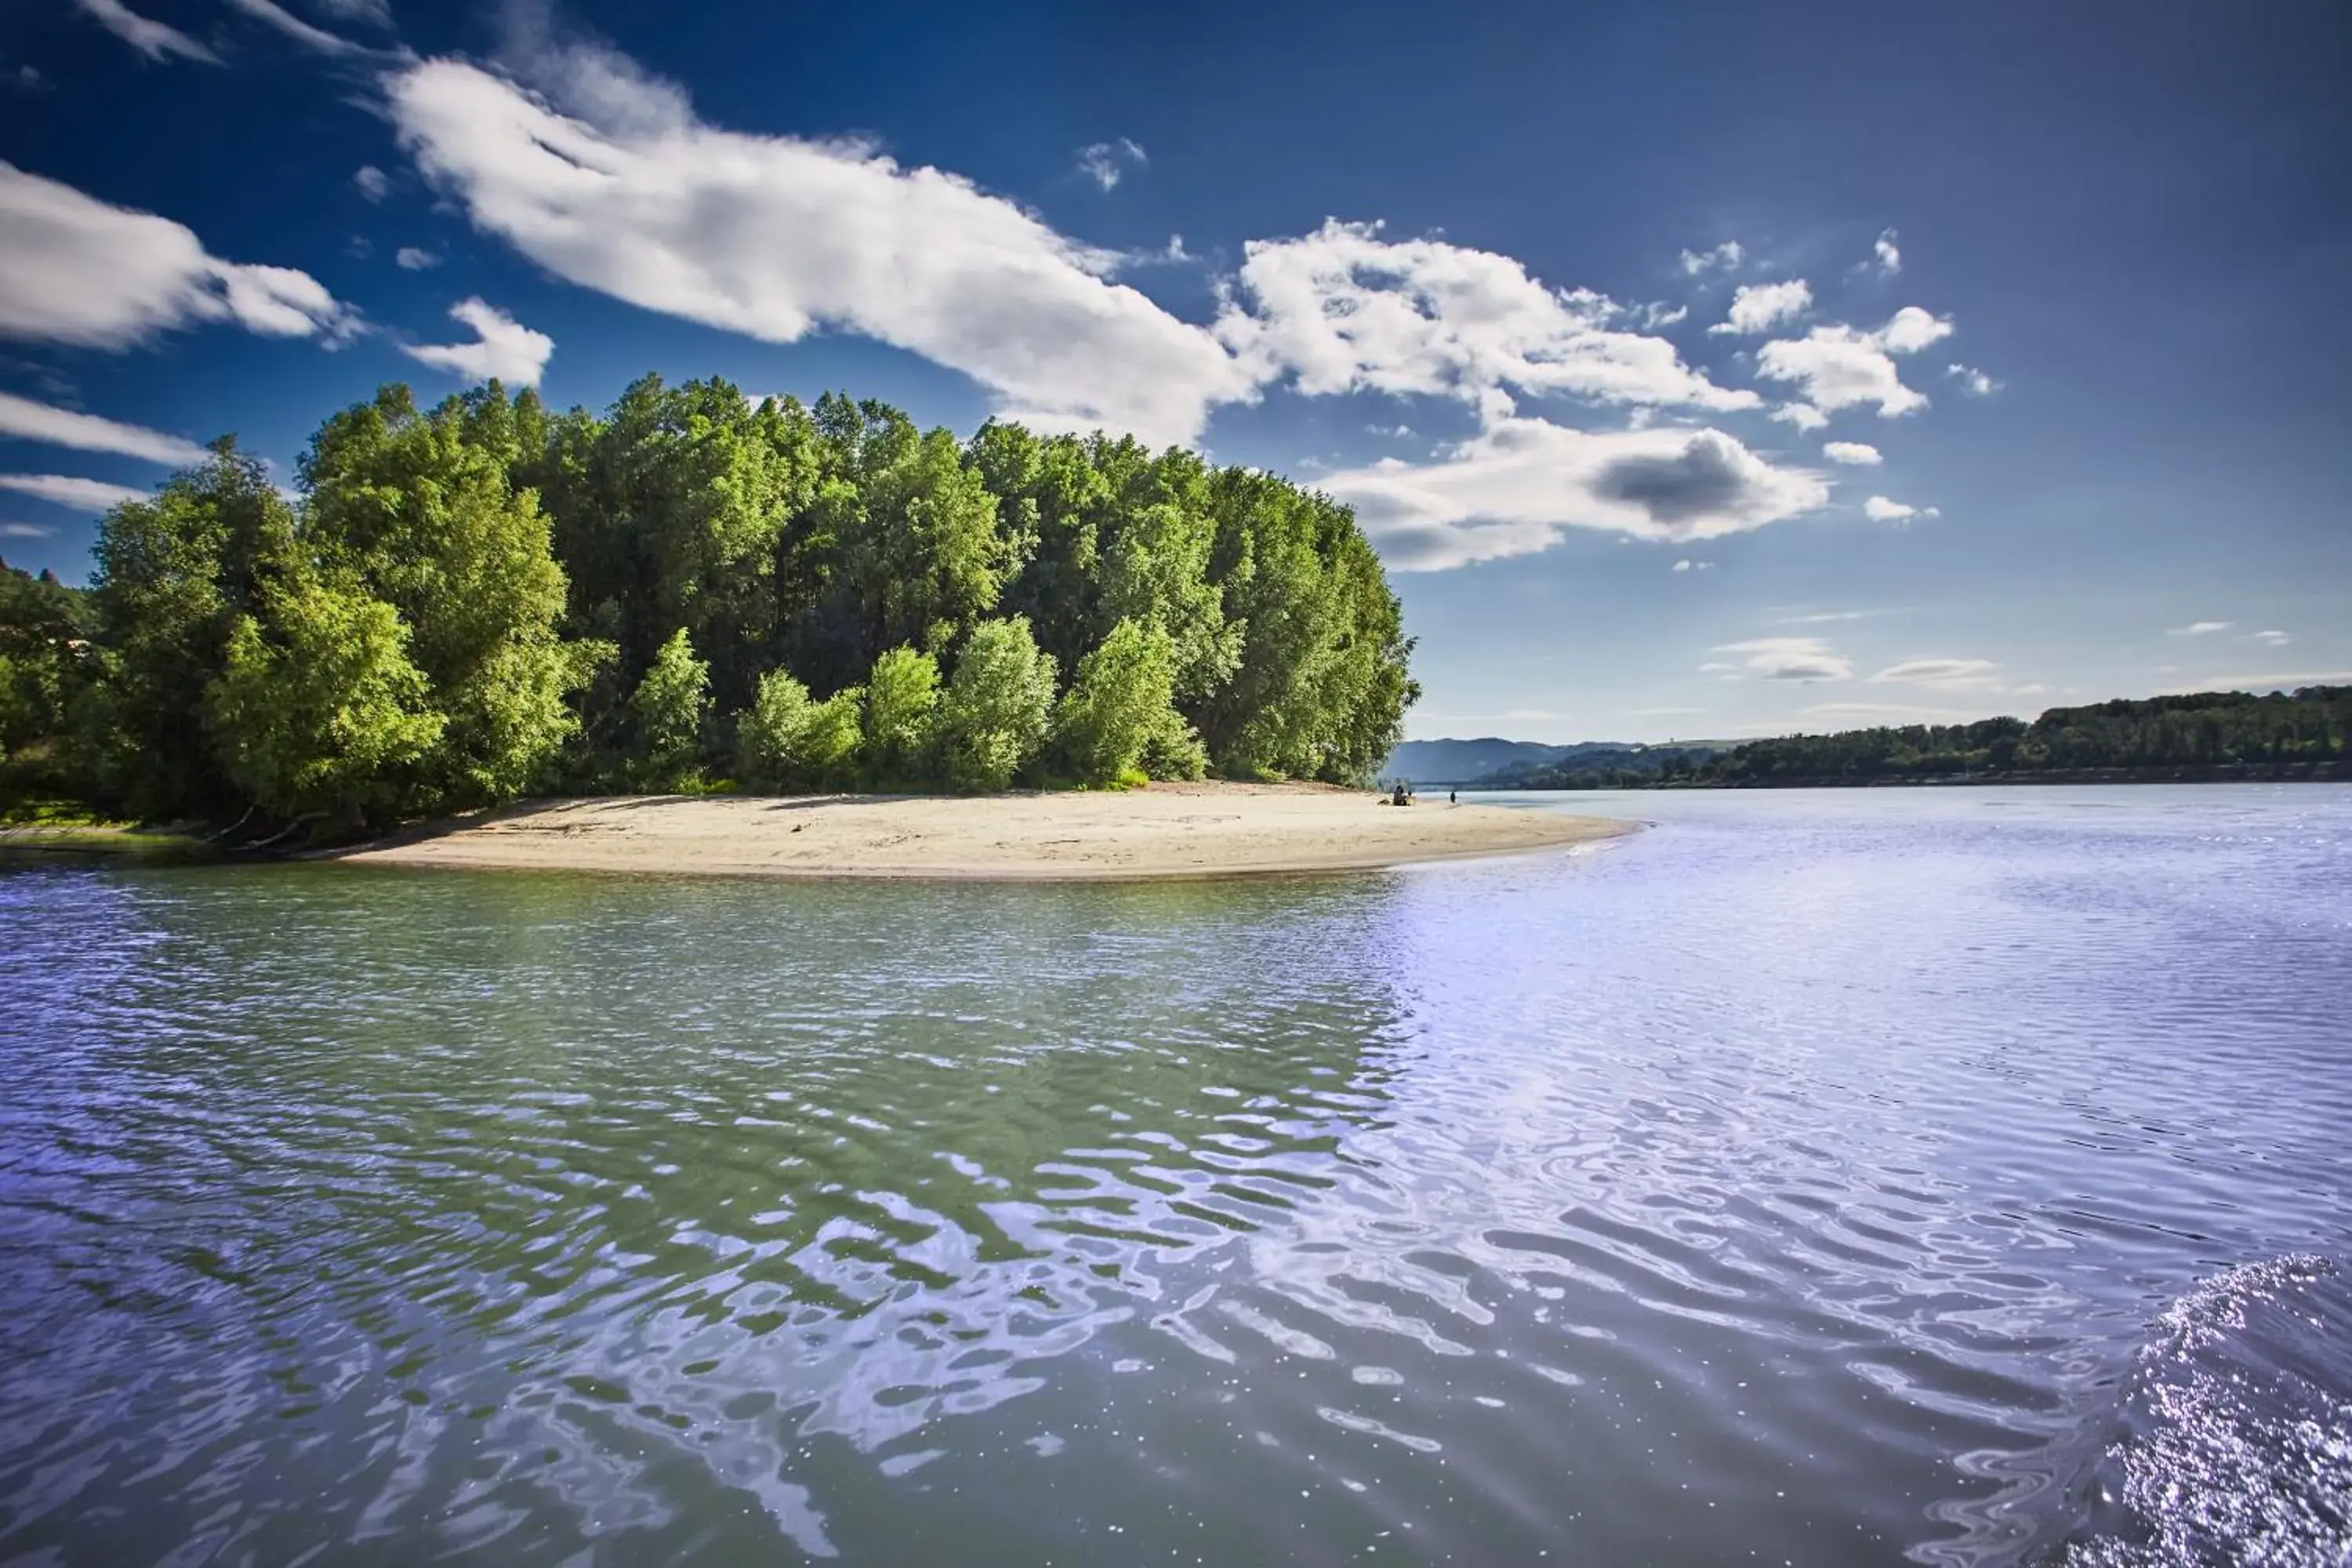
0 811 211 862
1465 759 2352 791
331 782 1629 881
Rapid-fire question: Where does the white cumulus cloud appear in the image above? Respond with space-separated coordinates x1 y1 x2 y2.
1879 306 1954 354
0 391 208 464
1319 421 1828 571
394 245 439 269
1946 362 1999 397
1821 441 1882 465
0 162 358 348
1708 278 1811 336
1771 402 1828 432
0 473 152 510
354 165 390 202
386 55 1251 446
401 298 554 386
1219 219 1760 416
74 0 217 64
1863 495 1937 522
1870 229 1901 275
1755 306 1952 419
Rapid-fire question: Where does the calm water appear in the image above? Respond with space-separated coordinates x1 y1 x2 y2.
3 786 2348 1566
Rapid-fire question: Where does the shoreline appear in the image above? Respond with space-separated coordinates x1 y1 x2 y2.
329 782 1633 883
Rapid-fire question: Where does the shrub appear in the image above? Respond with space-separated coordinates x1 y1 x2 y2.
736 668 864 789
934 616 1056 792
1051 619 1193 786
862 645 941 782
628 628 710 792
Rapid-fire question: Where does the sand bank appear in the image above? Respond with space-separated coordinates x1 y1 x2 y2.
334 783 1631 882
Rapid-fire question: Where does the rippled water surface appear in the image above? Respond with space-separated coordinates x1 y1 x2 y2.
4 786 2350 1566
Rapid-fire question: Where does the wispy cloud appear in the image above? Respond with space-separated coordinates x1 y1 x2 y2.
2166 620 2231 637
0 162 359 348
222 0 376 56
1775 608 1902 625
2160 670 2352 695
1711 636 1853 682
1075 137 1147 191
0 473 151 510
1678 240 1743 276
1946 363 1999 397
74 0 217 64
1871 656 2003 691
0 391 207 464
1867 229 1901 275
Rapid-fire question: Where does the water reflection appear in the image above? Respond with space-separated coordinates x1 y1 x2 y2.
4 786 2350 1565
4 866 1421 1562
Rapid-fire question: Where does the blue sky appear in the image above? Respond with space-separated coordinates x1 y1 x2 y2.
2 0 2347 742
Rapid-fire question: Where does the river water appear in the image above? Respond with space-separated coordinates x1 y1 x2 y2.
2 786 2347 1566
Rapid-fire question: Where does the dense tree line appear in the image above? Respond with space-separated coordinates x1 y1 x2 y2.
0 376 1419 829
1681 691 2351 786
1467 692 2351 793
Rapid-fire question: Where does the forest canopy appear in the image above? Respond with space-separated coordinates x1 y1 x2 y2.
0 376 1419 828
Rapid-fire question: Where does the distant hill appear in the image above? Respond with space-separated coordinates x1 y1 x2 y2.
1383 737 1722 785
1383 738 1578 783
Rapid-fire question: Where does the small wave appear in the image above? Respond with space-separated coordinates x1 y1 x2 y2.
2049 1254 2352 1567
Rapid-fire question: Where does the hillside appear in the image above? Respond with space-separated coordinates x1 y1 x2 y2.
1385 737 1724 786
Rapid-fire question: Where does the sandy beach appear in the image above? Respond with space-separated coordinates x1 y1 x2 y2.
332 782 1631 881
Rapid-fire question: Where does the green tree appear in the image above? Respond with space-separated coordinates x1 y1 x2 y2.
80 441 294 820
37 380 1432 821
299 383 606 811
862 644 941 782
0 558 93 800
628 628 710 791
539 376 817 714
775 399 1016 691
1051 619 1198 786
1195 469 1417 782
934 615 1057 792
202 577 444 825
735 668 864 789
